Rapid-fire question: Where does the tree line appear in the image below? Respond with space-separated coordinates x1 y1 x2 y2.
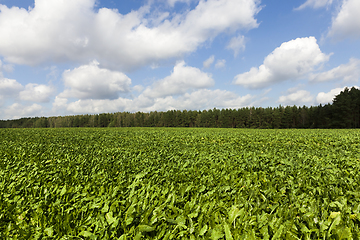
1 87 359 129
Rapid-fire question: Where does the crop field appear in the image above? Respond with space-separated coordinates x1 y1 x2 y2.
1 128 360 239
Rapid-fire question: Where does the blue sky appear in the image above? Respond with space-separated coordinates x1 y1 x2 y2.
0 0 359 119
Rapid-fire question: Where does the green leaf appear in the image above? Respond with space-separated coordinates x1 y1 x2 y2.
44 226 54 237
199 224 208 236
336 227 352 239
199 185 206 193
228 206 243 224
329 211 341 219
224 222 233 240
79 231 95 238
134 232 142 240
211 228 224 240
320 220 331 233
272 224 285 240
176 215 187 228
60 185 66 196
105 212 117 225
101 202 109 213
119 235 127 240
125 204 136 226
328 214 341 237
135 172 147 179
138 225 155 232
125 216 134 226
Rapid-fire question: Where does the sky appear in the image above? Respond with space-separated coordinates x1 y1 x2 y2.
0 0 359 120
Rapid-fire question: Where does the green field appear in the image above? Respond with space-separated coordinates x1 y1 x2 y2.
1 128 360 239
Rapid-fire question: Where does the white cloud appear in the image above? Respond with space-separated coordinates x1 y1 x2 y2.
168 89 254 110
4 103 43 119
227 35 246 57
0 0 261 70
0 78 23 96
295 0 333 10
0 0 94 65
19 83 55 103
59 60 131 100
53 61 217 115
215 59 226 68
310 58 360 82
278 90 314 105
316 87 342 104
181 0 260 33
328 0 360 39
203 55 215 68
0 69 24 113
316 86 359 104
133 85 144 93
66 98 132 114
234 37 331 88
142 61 214 98
52 96 68 111
60 89 255 114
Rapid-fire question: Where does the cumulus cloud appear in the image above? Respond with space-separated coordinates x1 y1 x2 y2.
0 68 23 113
278 90 314 105
60 89 255 114
0 78 23 96
295 0 333 10
65 98 131 114
53 61 218 114
234 37 331 88
316 86 359 104
142 61 214 98
215 59 226 68
52 96 68 111
19 83 55 102
0 0 261 70
227 35 246 57
167 89 254 110
52 60 254 114
328 0 360 39
203 55 215 68
59 60 131 100
310 58 360 82
4 103 43 119
0 0 94 65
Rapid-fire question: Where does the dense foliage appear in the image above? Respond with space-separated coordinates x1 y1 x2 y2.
1 128 360 239
1 87 360 129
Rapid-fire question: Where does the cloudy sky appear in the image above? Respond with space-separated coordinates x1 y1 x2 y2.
0 0 359 119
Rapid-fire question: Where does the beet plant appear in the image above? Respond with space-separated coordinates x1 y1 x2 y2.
1 128 359 239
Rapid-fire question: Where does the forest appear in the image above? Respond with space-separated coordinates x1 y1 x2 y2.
1 87 359 129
